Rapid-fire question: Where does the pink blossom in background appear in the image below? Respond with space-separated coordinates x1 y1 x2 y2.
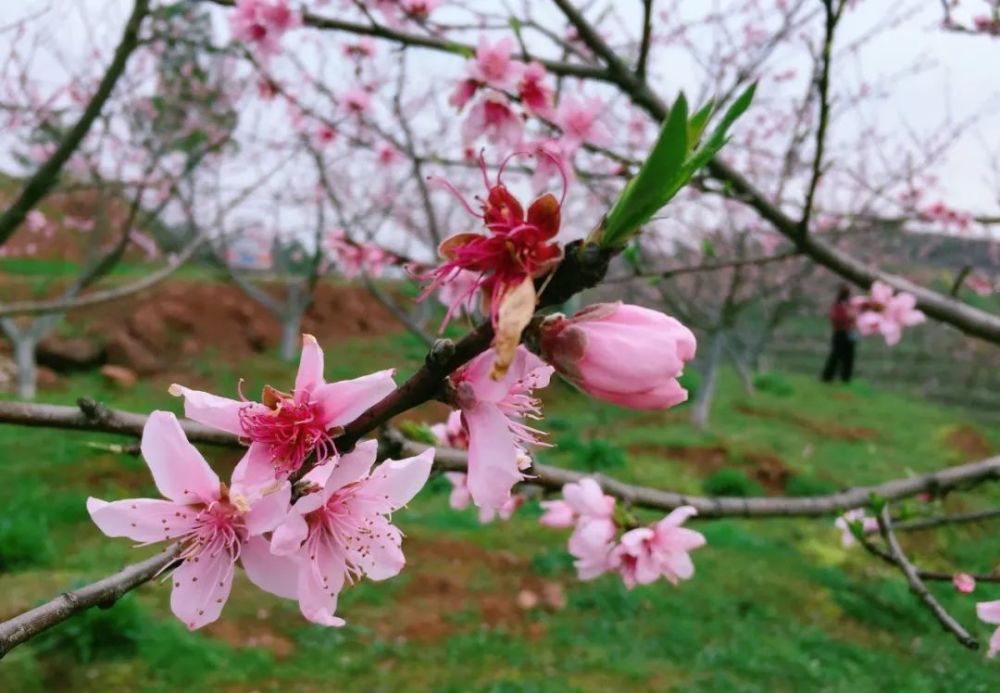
976 601 1000 658
610 507 705 589
518 61 553 117
343 37 376 59
230 0 301 59
450 346 553 510
540 302 697 410
25 209 48 233
967 274 995 296
539 498 576 528
169 334 396 482
431 409 469 450
478 493 525 523
449 79 479 110
314 124 337 148
64 215 95 232
444 472 472 510
327 230 388 278
953 573 976 594
434 268 481 319
247 440 433 626
555 97 613 150
852 281 925 346
461 94 522 147
467 36 523 91
87 412 290 630
400 0 442 19
529 139 575 193
920 201 973 230
377 142 402 167
834 508 878 548
342 87 372 117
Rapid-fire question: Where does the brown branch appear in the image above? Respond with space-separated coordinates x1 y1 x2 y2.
0 544 180 659
893 507 1000 532
857 531 1000 584
603 249 800 284
0 233 206 317
0 0 150 248
799 0 844 233
876 506 979 650
635 0 654 80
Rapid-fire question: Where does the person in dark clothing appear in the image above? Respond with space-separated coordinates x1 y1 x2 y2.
822 284 857 382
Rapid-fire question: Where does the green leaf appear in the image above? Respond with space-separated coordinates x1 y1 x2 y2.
595 84 755 249
599 93 689 247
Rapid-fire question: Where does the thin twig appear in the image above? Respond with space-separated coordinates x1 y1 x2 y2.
876 506 979 650
0 544 180 659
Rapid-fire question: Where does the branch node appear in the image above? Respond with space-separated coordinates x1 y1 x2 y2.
425 339 456 371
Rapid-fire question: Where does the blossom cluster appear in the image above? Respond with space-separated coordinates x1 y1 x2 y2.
89 336 433 630
539 478 706 589
852 281 926 346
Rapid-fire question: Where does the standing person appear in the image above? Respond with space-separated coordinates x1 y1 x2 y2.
821 284 857 383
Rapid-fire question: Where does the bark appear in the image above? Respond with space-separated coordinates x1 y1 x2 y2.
691 330 725 430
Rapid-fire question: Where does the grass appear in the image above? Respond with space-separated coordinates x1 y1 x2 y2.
1 328 999 691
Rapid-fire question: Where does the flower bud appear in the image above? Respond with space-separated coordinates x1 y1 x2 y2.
540 302 696 410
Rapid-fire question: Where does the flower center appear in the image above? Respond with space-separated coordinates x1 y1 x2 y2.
239 390 335 477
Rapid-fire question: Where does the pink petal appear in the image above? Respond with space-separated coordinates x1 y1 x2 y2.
313 369 396 427
168 384 254 437
464 403 522 510
324 440 379 493
977 600 1000 625
348 515 405 580
270 511 310 555
244 484 291 536
362 448 434 511
298 541 348 627
658 505 698 529
170 547 236 630
294 334 324 394
563 478 611 518
87 497 197 543
241 535 299 600
140 411 220 504
231 443 280 496
660 549 695 582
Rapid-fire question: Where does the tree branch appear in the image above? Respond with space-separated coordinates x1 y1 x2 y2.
0 544 180 659
0 0 150 248
876 506 979 650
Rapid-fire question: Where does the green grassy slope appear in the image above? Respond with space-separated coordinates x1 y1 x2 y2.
1 331 999 691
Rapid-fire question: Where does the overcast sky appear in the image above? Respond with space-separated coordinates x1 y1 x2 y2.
1 0 997 225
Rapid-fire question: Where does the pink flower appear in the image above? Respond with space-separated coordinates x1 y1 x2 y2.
343 37 376 59
852 281 925 346
834 509 878 548
529 139 575 193
431 410 469 450
462 94 522 146
230 0 300 58
449 79 479 110
377 142 402 167
967 275 995 296
518 62 553 117
245 440 433 626
449 346 553 510
540 302 697 410
418 153 564 330
400 0 441 19
313 124 337 148
555 97 613 149
169 334 395 482
342 88 371 117
976 600 1000 658
444 471 472 510
568 515 617 581
25 209 48 233
479 493 525 523
610 507 705 589
467 36 523 91
87 412 290 630
953 572 976 594
539 499 575 528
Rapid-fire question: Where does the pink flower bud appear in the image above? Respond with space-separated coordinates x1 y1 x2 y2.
953 572 976 594
540 302 696 410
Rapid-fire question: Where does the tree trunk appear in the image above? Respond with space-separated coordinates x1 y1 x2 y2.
279 313 302 362
13 334 38 400
691 330 725 430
